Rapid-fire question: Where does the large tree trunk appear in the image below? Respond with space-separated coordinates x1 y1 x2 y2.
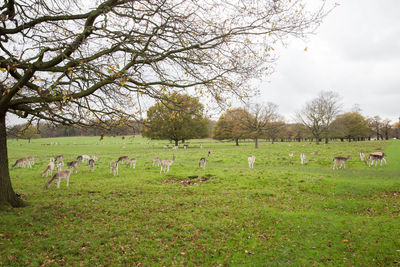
235 138 239 146
254 137 258 148
0 112 25 207
174 139 179 146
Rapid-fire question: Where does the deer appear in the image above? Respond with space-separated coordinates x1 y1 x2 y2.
184 144 188 149
127 158 136 168
88 159 95 171
41 162 55 177
164 144 169 149
110 161 118 176
56 160 64 172
117 156 129 164
359 152 366 162
45 169 71 189
199 157 206 169
332 155 351 170
172 146 179 150
55 155 63 162
200 144 204 149
160 155 175 174
312 151 318 155
248 156 256 168
152 157 161 167
92 155 99 161
27 156 35 166
66 161 79 173
300 153 307 165
368 153 387 167
208 150 211 157
81 155 91 163
76 155 83 164
12 158 31 168
289 152 294 158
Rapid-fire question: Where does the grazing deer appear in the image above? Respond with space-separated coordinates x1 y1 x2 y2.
208 150 211 157
12 158 31 168
66 161 79 173
127 158 136 168
172 146 179 150
55 155 63 162
45 169 71 189
27 156 35 166
117 156 129 163
92 155 99 161
300 153 307 165
332 155 351 170
289 152 294 158
368 153 387 167
56 160 64 172
76 155 83 163
41 162 55 177
160 156 175 174
248 156 256 168
88 159 95 171
82 155 91 163
184 144 188 149
199 158 206 169
110 161 118 176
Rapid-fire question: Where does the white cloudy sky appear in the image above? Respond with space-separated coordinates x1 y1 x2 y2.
255 0 400 123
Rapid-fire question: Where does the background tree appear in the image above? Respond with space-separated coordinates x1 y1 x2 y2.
296 91 341 144
17 124 41 143
142 93 209 146
243 102 281 148
381 119 392 140
0 0 329 206
212 108 249 146
330 112 370 141
393 117 400 139
368 116 383 140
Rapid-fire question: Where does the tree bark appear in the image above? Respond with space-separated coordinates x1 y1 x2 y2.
174 139 178 146
235 138 239 146
254 137 258 148
0 112 25 207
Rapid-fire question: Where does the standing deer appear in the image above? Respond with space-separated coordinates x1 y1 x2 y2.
117 156 129 163
127 158 136 168
88 159 95 171
76 156 83 164
300 153 307 165
248 156 256 168
359 152 365 162
27 156 35 166
152 157 161 167
66 161 79 173
12 158 31 168
81 155 91 163
41 162 55 177
55 155 63 162
45 170 71 189
110 161 119 176
368 153 386 167
160 155 175 174
56 160 64 172
199 158 206 169
332 155 351 169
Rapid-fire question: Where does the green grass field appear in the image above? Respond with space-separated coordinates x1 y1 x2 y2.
1 136 399 266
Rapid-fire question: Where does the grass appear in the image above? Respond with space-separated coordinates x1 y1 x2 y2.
1 136 400 266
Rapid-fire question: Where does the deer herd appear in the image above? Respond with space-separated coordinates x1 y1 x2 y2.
11 142 388 189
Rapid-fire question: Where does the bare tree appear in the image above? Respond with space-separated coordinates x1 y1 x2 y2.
296 91 341 144
243 102 281 148
0 0 329 206
368 116 382 140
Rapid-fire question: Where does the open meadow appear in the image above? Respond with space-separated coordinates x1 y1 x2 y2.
1 136 400 266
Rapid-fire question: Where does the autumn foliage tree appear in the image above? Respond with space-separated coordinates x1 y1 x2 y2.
212 108 250 146
0 0 329 206
142 93 209 146
330 112 370 141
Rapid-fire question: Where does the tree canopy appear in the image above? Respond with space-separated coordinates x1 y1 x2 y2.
212 108 249 146
142 93 209 146
330 112 370 141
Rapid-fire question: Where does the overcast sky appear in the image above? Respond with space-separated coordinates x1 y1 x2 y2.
256 0 400 123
